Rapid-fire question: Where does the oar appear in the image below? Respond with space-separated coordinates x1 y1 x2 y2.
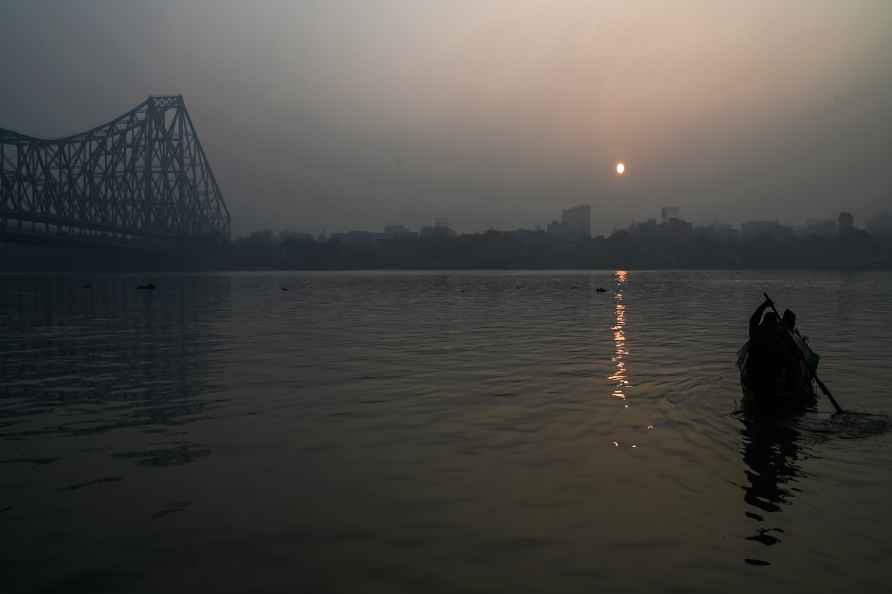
763 292 844 414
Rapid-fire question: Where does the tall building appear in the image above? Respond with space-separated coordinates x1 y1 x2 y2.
661 206 680 222
560 204 591 239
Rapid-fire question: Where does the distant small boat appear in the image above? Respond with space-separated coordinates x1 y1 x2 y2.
737 330 819 414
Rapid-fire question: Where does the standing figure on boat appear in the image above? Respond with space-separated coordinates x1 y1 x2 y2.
747 296 785 394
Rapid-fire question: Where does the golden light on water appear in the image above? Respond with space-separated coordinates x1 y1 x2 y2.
609 270 630 401
616 162 626 175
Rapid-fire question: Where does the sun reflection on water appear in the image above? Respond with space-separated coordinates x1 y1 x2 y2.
608 270 630 401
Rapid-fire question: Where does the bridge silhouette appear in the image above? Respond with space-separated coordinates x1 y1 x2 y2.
0 96 229 248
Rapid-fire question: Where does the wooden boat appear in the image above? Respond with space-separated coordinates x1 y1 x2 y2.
737 330 819 414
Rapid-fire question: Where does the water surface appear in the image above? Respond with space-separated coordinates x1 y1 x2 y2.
2 270 892 593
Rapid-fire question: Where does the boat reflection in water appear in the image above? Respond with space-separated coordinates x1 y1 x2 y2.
739 413 805 566
608 270 630 404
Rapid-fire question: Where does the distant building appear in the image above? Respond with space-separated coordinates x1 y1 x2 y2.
626 213 695 241
867 211 892 236
661 206 680 223
628 218 659 238
332 230 385 245
740 220 794 241
510 228 546 243
384 225 417 239
546 220 568 236
562 205 591 238
800 219 837 238
548 204 591 239
838 212 854 235
279 230 316 244
662 216 693 239
420 219 456 239
701 222 739 242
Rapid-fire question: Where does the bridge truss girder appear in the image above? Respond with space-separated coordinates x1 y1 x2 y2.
0 95 230 245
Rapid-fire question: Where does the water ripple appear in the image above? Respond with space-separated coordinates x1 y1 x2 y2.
2 271 892 593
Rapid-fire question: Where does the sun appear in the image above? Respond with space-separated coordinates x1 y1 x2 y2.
616 162 626 175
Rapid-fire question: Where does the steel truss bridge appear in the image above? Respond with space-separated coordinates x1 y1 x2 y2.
0 95 230 247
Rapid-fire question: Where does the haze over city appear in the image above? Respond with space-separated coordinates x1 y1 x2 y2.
2 1 891 237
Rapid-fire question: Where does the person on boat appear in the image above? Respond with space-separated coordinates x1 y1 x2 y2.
779 307 820 376
747 297 787 393
747 298 809 396
748 296 778 341
780 308 805 355
782 309 797 333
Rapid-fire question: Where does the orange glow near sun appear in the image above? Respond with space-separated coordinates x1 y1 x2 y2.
616 162 626 175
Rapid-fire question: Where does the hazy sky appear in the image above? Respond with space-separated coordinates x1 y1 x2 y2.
2 1 891 236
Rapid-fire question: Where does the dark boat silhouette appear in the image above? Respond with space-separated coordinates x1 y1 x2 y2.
737 330 819 414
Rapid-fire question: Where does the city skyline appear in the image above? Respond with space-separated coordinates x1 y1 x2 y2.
249 204 890 239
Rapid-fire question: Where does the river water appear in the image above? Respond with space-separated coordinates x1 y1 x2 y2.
2 270 891 593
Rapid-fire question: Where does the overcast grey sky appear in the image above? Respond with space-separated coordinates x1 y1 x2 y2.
2 1 891 236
